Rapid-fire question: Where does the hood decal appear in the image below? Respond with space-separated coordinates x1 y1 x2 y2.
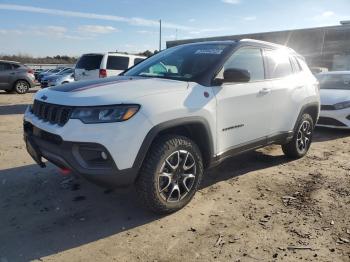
50 76 143 92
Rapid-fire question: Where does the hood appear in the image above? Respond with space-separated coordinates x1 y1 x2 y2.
320 89 350 105
34 76 189 106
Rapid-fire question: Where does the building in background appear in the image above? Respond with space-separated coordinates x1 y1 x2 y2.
167 22 350 71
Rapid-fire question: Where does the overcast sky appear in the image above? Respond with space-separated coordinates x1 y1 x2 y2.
0 0 349 57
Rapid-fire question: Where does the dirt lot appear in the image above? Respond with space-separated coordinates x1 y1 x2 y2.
0 88 349 262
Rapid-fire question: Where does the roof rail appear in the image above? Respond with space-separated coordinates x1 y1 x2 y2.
239 38 295 51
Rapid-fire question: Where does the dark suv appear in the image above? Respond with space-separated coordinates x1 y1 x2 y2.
0 60 36 94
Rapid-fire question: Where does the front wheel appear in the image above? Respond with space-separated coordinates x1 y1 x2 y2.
282 113 314 159
14 80 29 94
136 135 203 214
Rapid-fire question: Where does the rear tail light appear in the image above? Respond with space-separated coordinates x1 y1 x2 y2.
99 69 107 78
27 69 34 75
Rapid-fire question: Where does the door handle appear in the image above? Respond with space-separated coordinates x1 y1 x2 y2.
296 85 304 89
259 88 271 94
9 72 15 75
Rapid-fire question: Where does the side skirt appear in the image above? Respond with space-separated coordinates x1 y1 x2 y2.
209 131 293 168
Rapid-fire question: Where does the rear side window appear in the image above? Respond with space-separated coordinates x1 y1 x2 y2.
107 56 129 70
265 49 293 78
76 55 103 70
290 56 302 73
0 63 12 71
134 58 144 65
220 47 265 81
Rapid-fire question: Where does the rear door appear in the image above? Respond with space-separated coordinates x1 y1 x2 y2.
74 54 103 81
106 55 130 76
0 62 13 89
264 49 306 134
213 47 273 154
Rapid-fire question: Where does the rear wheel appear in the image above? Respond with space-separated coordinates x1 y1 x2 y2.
136 135 203 214
282 113 314 158
14 80 30 94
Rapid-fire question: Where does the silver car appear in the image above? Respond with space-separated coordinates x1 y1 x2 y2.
0 60 36 94
41 68 74 88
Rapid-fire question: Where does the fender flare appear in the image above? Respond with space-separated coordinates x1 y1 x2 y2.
132 117 215 170
293 102 320 132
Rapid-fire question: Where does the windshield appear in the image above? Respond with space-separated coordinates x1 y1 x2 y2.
317 74 350 90
57 68 73 75
124 43 231 82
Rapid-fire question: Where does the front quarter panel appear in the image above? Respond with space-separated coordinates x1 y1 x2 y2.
138 82 217 154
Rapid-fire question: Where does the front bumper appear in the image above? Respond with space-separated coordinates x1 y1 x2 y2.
317 107 350 129
23 121 138 187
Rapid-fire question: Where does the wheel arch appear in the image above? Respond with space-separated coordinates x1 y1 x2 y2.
13 79 30 88
294 102 320 131
132 117 215 171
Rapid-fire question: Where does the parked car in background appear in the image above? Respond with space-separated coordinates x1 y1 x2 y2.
0 60 35 94
24 39 320 213
74 53 146 81
34 69 46 80
41 68 74 88
37 67 68 83
316 71 350 129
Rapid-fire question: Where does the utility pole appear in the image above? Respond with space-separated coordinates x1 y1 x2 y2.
159 19 162 51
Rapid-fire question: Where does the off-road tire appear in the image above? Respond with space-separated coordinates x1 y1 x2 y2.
282 113 314 159
135 135 203 214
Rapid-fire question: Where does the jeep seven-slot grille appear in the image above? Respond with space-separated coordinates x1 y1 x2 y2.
31 100 73 126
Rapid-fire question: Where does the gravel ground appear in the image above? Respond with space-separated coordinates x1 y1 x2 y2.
0 88 349 262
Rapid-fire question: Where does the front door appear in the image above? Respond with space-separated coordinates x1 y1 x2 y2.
212 47 273 155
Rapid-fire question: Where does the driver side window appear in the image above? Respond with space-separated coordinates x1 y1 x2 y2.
217 47 265 81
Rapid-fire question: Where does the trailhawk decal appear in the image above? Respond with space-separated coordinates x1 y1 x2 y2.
50 76 143 92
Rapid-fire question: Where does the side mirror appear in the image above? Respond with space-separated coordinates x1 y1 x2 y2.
223 68 250 83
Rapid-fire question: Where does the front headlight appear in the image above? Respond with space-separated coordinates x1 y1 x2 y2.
70 105 140 123
334 101 350 110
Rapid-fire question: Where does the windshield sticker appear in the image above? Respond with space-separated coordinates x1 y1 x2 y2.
195 49 223 55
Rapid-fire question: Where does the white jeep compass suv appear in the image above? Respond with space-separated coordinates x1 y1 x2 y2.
24 39 320 214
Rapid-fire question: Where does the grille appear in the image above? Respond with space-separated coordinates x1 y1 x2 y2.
321 105 336 111
318 117 346 127
31 100 73 126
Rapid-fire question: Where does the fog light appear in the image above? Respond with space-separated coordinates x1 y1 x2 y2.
101 151 108 160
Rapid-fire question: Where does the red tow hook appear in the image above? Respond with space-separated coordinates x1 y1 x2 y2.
59 168 71 176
